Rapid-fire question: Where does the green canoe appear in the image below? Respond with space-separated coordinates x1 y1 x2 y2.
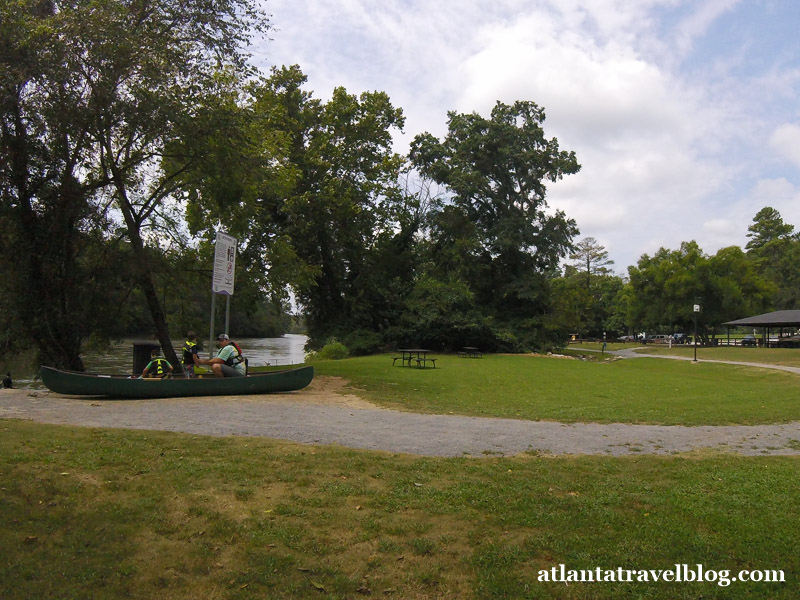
39 365 314 399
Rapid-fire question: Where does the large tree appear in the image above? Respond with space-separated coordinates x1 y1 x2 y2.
568 237 614 289
0 0 117 368
178 66 411 349
1 0 268 369
744 207 800 309
553 237 618 338
409 100 580 348
746 206 794 251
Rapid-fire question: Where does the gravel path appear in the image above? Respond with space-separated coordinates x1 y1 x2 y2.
606 346 800 375
3 371 800 457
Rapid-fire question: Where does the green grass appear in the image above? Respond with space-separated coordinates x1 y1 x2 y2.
312 353 800 425
1 421 797 599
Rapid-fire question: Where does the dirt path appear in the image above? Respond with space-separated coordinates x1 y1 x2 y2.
2 376 800 457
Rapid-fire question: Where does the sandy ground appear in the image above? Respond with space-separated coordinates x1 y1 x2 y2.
2 375 800 457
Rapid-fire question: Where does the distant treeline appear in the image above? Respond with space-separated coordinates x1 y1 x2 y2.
553 207 799 343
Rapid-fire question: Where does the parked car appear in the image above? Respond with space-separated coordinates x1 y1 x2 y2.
740 335 757 347
672 333 688 344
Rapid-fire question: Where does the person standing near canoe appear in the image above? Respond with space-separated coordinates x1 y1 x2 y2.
201 334 246 377
142 349 173 379
182 331 201 378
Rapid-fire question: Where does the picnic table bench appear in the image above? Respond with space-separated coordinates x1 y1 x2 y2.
393 349 437 368
458 347 482 358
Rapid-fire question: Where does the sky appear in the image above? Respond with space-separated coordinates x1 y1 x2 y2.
250 0 800 272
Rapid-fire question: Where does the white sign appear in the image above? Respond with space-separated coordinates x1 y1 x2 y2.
212 231 237 295
693 304 701 313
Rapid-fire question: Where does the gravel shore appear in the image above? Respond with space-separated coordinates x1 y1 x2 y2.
2 376 799 457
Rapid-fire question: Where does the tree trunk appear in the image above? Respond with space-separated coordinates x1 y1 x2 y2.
100 125 183 373
125 224 183 373
107 171 182 372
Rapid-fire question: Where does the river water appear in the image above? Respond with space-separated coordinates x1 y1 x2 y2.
8 334 309 389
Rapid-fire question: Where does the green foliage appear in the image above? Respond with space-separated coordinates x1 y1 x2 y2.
0 0 269 369
407 101 581 351
339 329 384 356
746 206 794 251
568 236 615 287
410 101 580 273
552 265 625 338
2 2 585 359
306 339 350 361
745 207 800 309
180 65 411 346
398 276 485 349
547 207 800 341
624 241 771 339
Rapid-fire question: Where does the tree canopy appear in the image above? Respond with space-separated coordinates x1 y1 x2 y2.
408 101 580 349
624 241 772 340
1 0 268 369
6 1 799 369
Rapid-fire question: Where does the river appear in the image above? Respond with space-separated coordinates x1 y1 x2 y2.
7 334 309 389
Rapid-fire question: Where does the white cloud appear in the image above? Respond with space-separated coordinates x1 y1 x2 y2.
449 5 744 268
769 123 800 168
256 0 800 269
701 178 800 256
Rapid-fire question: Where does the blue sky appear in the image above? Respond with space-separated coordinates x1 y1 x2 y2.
251 0 800 271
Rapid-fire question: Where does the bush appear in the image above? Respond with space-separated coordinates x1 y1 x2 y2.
341 329 384 355
305 338 350 362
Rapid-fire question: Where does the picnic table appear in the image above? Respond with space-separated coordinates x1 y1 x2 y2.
393 349 437 368
458 347 482 358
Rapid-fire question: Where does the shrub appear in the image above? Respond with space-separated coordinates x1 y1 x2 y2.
341 329 384 355
306 338 349 362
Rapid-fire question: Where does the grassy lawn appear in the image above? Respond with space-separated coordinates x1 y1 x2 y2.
312 353 800 426
2 420 797 599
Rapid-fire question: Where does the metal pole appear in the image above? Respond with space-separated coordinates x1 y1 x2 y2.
209 291 216 360
693 312 698 362
225 294 231 336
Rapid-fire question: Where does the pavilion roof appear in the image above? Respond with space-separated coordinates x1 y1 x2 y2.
723 310 800 327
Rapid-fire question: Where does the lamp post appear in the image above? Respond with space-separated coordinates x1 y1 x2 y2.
692 299 701 362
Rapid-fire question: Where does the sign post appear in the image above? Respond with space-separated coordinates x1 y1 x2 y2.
209 231 237 358
693 301 701 362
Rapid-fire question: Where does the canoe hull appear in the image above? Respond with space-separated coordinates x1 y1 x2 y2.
39 365 314 399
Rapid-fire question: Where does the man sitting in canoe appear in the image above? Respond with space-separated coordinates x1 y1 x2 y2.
200 334 246 377
142 349 174 379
